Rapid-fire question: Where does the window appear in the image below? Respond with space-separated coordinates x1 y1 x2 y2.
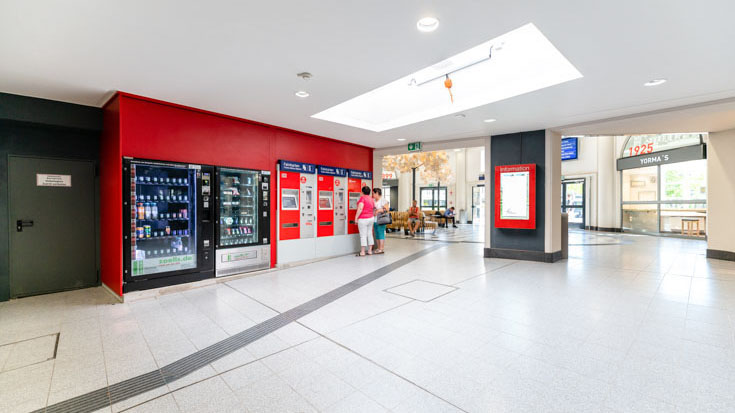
382 186 391 206
420 186 447 210
661 160 706 201
620 160 707 238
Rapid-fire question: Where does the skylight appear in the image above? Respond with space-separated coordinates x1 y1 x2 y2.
312 23 582 132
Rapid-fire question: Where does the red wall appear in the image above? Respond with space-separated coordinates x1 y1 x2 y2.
100 92 372 296
100 97 122 296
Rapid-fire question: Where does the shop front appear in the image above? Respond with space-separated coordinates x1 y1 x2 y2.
618 134 707 238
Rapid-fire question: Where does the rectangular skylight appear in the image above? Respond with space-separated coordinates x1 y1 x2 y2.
312 23 582 132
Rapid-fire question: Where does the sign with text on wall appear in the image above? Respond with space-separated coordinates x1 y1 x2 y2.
561 137 579 161
36 174 72 187
494 164 536 229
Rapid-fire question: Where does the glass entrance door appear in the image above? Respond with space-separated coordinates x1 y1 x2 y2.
471 185 485 224
561 180 585 229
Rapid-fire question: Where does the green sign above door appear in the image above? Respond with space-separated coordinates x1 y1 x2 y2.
408 142 422 152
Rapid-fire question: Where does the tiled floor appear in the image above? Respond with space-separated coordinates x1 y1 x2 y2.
387 223 484 243
2 231 735 412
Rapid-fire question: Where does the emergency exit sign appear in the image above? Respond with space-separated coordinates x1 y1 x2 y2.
408 142 422 152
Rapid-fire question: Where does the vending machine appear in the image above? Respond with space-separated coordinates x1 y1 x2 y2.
347 169 373 234
123 158 214 291
316 166 347 237
214 167 271 277
277 160 316 240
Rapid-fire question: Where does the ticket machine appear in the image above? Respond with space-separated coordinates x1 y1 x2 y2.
278 160 316 240
316 166 347 237
333 172 347 236
347 169 373 234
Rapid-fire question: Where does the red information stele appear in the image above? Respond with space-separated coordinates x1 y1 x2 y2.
494 164 536 229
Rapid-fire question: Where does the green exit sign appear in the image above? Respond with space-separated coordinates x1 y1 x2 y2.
408 142 422 152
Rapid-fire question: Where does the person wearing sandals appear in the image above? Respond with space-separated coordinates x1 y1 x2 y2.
355 185 375 256
372 188 389 254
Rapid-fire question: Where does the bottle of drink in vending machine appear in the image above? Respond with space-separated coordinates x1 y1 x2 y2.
151 203 158 220
137 202 145 220
144 202 152 219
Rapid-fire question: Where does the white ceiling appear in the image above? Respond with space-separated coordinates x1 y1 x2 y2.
2 0 735 148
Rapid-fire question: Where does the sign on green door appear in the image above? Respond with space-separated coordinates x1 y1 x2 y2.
408 142 422 152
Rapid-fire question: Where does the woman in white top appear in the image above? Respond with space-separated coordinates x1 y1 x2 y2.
372 188 389 254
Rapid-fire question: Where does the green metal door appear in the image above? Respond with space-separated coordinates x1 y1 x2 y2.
9 156 97 297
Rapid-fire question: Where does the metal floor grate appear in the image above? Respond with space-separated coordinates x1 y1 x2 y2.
35 244 444 413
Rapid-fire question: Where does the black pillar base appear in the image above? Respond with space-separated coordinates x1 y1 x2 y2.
706 249 735 262
484 248 563 263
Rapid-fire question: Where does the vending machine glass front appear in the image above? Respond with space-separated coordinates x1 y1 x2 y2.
130 163 197 277
219 168 259 247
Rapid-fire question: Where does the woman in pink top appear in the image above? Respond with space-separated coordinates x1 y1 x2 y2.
355 186 375 256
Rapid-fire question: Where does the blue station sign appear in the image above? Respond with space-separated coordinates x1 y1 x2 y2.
348 169 373 180
279 160 316 174
317 165 347 177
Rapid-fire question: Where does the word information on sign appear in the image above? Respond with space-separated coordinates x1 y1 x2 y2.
36 174 72 187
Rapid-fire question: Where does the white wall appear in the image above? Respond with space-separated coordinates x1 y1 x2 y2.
560 135 622 230
546 130 562 253
707 128 735 254
561 137 598 175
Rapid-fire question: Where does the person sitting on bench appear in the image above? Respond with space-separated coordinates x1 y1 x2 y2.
407 200 421 237
444 207 457 228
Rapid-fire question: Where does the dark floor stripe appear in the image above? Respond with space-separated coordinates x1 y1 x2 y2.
34 244 444 413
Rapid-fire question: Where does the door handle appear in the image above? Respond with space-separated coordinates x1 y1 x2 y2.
16 220 34 232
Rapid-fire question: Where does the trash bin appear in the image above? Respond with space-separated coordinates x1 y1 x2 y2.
459 209 467 224
561 212 569 259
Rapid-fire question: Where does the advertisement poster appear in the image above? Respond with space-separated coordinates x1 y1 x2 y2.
499 171 530 220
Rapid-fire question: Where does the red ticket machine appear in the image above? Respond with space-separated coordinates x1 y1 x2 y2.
316 166 347 237
347 169 373 234
278 160 316 240
317 169 334 237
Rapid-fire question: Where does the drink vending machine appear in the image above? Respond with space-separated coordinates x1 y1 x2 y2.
277 160 316 240
123 158 214 291
347 169 373 234
316 166 347 237
214 167 271 277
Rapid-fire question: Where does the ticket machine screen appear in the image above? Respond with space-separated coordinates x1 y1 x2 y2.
349 193 360 209
281 189 299 210
319 191 333 210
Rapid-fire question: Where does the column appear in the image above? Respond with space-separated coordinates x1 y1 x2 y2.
707 128 735 260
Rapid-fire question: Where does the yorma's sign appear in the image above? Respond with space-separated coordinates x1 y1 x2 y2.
616 144 705 170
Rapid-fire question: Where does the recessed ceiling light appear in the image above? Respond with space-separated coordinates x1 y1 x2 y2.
397 138 406 141
313 23 583 132
454 113 466 119
417 17 439 32
295 91 310 98
454 149 462 152
483 118 497 123
644 79 667 87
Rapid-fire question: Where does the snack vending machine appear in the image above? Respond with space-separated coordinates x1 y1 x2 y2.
316 166 347 237
277 160 316 240
123 158 214 291
347 169 373 234
214 167 271 277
